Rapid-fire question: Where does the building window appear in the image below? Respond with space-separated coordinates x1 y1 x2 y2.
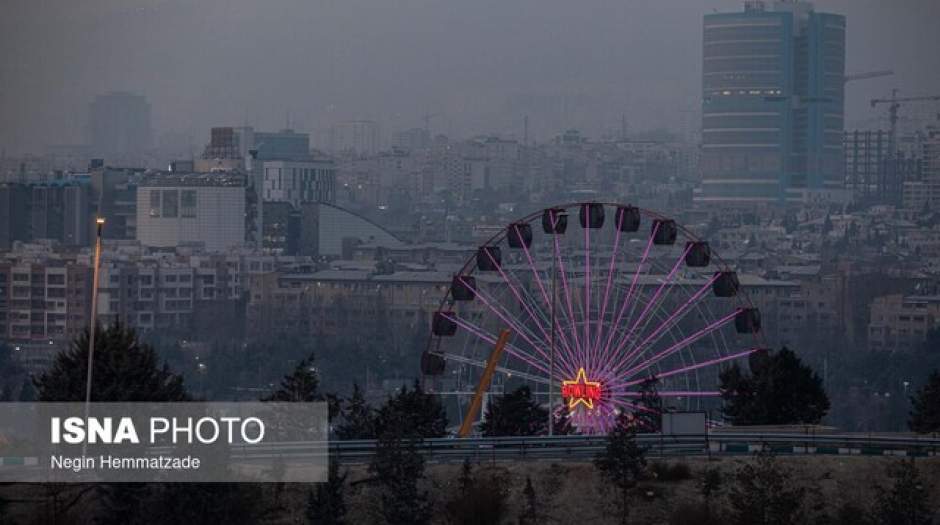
149 190 161 217
181 190 197 218
162 190 179 218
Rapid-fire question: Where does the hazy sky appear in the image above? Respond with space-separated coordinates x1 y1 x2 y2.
2 0 938 154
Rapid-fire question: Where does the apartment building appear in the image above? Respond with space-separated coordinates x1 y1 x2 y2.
868 294 940 352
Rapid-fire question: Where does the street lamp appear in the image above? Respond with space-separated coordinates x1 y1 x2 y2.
83 217 105 452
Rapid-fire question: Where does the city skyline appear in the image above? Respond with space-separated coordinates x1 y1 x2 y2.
1 0 938 156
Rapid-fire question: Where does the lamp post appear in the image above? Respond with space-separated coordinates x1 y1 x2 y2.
547 210 565 436
548 246 556 436
82 217 105 450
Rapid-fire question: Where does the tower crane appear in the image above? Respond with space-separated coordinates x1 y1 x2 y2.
870 89 940 156
844 70 892 84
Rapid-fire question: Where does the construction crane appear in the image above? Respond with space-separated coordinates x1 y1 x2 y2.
800 70 892 104
870 89 940 157
844 70 893 84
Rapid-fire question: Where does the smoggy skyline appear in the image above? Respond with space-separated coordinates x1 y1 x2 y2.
2 0 938 155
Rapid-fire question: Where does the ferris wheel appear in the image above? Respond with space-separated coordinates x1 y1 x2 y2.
422 202 764 434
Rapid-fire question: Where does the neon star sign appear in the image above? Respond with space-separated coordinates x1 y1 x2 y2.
561 367 602 409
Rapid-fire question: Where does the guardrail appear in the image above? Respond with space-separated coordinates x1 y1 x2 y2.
5 433 936 471
320 433 940 464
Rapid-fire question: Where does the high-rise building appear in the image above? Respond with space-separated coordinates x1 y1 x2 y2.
922 127 940 209
29 183 92 246
0 184 31 250
696 0 845 205
89 92 152 163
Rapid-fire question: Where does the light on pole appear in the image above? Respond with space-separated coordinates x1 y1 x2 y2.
547 210 566 436
548 245 556 436
82 217 105 450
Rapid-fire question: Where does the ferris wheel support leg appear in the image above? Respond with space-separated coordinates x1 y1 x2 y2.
458 329 511 438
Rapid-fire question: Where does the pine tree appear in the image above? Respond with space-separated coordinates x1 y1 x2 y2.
263 353 321 402
33 322 190 525
594 413 648 524
34 322 189 402
373 380 447 438
335 383 375 439
909 370 940 433
480 385 547 436
719 347 829 425
369 419 431 525
306 461 348 525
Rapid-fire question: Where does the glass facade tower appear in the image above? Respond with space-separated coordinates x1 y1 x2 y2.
697 1 845 204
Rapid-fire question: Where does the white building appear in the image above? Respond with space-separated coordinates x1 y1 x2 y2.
136 173 247 252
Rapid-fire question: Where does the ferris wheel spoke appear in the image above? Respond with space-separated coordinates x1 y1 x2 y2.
440 312 553 375
460 277 582 375
594 217 624 368
613 390 721 398
584 221 592 370
508 268 581 371
599 223 659 365
553 235 584 355
476 256 580 370
514 236 579 360
620 272 721 370
456 277 548 361
613 308 742 380
610 347 760 391
607 243 693 368
437 341 553 384
596 291 675 380
542 210 583 359
607 397 660 415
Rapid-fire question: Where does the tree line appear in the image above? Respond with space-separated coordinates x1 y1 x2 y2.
1 324 939 524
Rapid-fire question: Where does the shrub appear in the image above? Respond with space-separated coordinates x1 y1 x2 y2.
650 461 693 482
